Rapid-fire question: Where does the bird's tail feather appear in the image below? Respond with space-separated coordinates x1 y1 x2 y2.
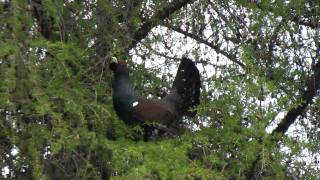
172 57 201 117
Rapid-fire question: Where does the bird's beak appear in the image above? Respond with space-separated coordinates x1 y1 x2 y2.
109 57 118 71
112 57 118 63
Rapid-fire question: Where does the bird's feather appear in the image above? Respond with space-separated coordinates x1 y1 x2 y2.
110 57 201 127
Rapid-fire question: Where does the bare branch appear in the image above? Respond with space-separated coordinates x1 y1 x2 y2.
164 23 246 69
127 0 195 51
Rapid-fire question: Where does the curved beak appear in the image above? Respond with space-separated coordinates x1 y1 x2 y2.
109 57 118 71
112 57 118 63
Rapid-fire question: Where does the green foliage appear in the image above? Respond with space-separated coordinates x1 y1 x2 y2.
110 136 222 179
1 0 319 179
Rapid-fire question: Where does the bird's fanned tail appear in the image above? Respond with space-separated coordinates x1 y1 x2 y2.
170 57 201 117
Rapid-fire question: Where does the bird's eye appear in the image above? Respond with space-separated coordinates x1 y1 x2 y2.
109 62 117 71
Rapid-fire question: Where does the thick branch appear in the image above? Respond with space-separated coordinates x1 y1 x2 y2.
127 0 194 51
272 60 320 135
165 24 246 69
246 75 320 177
246 45 320 180
29 0 53 40
273 36 320 135
123 0 143 32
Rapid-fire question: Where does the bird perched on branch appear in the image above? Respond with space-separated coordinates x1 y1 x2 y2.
109 57 201 129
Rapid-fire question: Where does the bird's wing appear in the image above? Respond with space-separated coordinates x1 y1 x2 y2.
132 98 177 126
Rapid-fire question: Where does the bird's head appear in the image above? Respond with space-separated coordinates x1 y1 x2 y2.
109 57 129 74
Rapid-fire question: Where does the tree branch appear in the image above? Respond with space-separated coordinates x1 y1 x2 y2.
127 0 195 51
255 3 318 29
265 19 283 80
164 23 246 69
247 68 320 177
95 2 113 59
29 0 53 40
272 59 320 135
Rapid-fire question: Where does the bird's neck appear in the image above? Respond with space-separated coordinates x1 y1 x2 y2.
113 92 137 116
112 74 136 112
113 74 134 97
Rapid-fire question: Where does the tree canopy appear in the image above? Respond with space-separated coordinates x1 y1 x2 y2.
1 0 319 179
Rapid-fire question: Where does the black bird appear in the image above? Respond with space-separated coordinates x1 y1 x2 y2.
109 57 201 128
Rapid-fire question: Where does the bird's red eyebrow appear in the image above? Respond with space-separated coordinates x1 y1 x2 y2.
118 60 126 65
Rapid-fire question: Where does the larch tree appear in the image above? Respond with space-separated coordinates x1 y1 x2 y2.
0 0 319 179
